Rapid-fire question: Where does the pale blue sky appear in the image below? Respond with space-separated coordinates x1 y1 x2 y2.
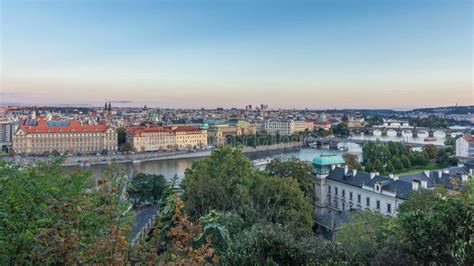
1 0 472 109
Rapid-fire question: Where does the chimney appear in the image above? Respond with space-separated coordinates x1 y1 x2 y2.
389 174 394 179
412 180 420 191
423 170 430 177
352 169 357 176
370 172 376 179
421 180 428 189
331 164 336 170
458 163 464 167
438 170 443 178
393 175 399 181
470 169 473 175
344 165 349 175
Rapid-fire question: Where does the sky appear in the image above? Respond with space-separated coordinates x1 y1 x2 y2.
0 0 473 109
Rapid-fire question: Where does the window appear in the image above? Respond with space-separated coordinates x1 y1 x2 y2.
342 189 345 198
328 185 331 194
335 187 338 196
357 194 361 203
376 200 380 209
387 203 392 214
366 197 370 207
349 192 353 201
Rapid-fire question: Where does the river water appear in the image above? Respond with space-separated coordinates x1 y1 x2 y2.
88 143 362 181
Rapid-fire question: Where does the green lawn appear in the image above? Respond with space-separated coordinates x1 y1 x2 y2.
393 162 441 175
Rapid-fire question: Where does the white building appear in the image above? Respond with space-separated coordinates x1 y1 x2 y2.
264 120 313 135
456 135 474 158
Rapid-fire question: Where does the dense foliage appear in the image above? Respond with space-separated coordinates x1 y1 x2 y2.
362 141 457 174
2 147 472 265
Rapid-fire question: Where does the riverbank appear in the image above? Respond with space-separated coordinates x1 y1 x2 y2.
3 142 303 166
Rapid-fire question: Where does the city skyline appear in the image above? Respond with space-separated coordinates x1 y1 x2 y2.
1 0 473 109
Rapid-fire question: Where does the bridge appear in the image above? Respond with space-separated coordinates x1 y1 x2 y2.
308 137 443 149
351 126 464 138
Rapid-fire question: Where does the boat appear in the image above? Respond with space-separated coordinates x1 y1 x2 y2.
424 137 437 142
252 158 272 167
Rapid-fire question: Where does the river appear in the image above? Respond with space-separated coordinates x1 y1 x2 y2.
88 143 362 181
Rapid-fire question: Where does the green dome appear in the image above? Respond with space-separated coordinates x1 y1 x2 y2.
312 155 345 166
199 123 209 129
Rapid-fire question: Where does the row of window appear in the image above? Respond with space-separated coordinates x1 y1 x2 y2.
328 185 393 214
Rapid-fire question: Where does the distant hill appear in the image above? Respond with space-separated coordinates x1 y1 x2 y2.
411 105 473 115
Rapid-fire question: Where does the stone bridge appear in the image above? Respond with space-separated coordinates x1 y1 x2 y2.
351 127 464 138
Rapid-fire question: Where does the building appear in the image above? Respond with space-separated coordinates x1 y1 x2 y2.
347 117 365 128
207 120 256 146
264 120 312 135
313 154 473 218
13 118 117 154
456 135 474 158
126 126 176 152
174 126 208 149
292 120 314 133
0 120 18 151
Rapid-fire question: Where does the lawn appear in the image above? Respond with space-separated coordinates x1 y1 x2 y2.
394 162 441 175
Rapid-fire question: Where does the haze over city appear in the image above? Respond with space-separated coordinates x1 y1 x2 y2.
1 0 473 108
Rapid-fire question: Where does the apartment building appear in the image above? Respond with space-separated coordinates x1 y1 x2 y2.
264 120 313 135
127 126 176 152
13 118 117 154
456 135 474 158
0 120 18 150
174 126 208 149
207 121 256 146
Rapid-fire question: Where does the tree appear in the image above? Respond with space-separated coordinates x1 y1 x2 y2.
116 128 127 146
374 159 384 174
332 122 350 137
391 156 403 171
181 145 254 219
227 223 322 265
401 155 411 169
128 173 169 206
385 161 395 173
423 144 438 160
364 161 374 172
265 157 316 203
121 142 132 153
395 190 473 264
343 153 361 170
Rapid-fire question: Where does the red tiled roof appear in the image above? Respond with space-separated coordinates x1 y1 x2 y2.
463 135 474 143
173 126 202 133
20 119 110 134
128 126 174 136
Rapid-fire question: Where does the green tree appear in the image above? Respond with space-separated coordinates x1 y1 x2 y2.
181 145 254 219
395 189 473 264
385 161 395 173
116 128 127 146
265 157 316 203
374 159 384 174
391 156 403 171
128 173 169 206
365 161 374 172
423 144 438 160
401 155 411 169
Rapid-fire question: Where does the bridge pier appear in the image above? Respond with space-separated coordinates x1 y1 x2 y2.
428 130 435 138
412 131 418 138
396 129 403 137
381 129 388 137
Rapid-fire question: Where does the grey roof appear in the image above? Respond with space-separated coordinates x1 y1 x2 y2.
326 164 471 200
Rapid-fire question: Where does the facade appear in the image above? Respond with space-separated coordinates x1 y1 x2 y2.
174 126 208 149
264 120 312 135
292 120 315 133
13 118 117 154
456 135 474 158
313 154 473 220
127 126 176 152
0 120 18 150
207 121 256 146
127 125 208 151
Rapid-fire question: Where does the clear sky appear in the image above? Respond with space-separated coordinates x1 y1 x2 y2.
1 0 472 109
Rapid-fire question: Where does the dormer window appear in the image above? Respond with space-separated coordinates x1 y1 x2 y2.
375 184 380 192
